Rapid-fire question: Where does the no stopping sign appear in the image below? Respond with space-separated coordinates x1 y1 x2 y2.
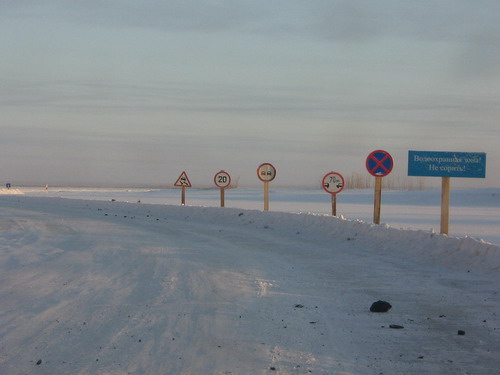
366 150 394 177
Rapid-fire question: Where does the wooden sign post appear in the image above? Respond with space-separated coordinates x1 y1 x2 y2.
257 163 276 211
322 171 345 216
174 171 192 206
408 150 486 235
373 176 383 224
440 176 450 235
214 170 231 207
366 150 394 225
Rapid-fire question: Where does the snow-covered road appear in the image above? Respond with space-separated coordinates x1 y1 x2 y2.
1 196 499 374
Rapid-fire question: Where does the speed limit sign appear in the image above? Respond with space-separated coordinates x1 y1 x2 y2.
214 170 231 188
214 170 231 207
322 172 345 194
322 171 344 217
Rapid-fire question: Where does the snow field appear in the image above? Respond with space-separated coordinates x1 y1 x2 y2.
13 186 500 245
0 195 499 374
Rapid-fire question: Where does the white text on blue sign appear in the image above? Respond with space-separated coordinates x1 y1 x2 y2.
408 151 486 178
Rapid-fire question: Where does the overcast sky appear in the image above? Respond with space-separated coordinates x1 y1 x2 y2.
1 0 499 188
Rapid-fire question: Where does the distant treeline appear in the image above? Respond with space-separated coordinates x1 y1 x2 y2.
345 173 427 190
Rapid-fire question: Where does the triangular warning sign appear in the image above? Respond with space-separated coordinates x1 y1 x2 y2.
174 171 192 187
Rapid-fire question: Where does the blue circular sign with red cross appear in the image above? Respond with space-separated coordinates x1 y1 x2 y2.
366 150 394 177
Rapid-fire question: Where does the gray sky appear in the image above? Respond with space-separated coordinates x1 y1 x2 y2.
1 0 499 188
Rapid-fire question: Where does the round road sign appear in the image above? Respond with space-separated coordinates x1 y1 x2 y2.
214 170 231 188
257 163 276 182
366 150 394 177
322 172 345 194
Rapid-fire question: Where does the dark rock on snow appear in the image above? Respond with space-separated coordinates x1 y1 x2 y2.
370 300 392 313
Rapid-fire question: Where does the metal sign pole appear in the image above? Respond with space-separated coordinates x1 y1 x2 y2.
440 177 450 234
220 187 225 208
181 186 186 206
331 194 337 217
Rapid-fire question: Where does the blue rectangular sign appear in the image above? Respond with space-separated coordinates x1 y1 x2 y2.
408 151 486 178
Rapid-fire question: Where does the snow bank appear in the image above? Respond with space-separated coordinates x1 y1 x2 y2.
164 204 500 274
0 188 24 195
3 195 498 274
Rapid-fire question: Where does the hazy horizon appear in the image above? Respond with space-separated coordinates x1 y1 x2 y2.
2 1 499 188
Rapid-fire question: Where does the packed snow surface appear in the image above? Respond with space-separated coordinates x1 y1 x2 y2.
16 187 500 245
0 188 499 374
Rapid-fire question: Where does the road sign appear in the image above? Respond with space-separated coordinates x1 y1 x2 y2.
322 171 344 216
214 170 231 208
257 163 276 211
322 172 345 194
174 171 191 206
407 150 487 235
257 163 276 182
174 171 192 187
408 151 486 178
366 150 394 177
214 170 231 188
366 150 393 225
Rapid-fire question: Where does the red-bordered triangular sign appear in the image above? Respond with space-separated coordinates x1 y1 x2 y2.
174 171 192 187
